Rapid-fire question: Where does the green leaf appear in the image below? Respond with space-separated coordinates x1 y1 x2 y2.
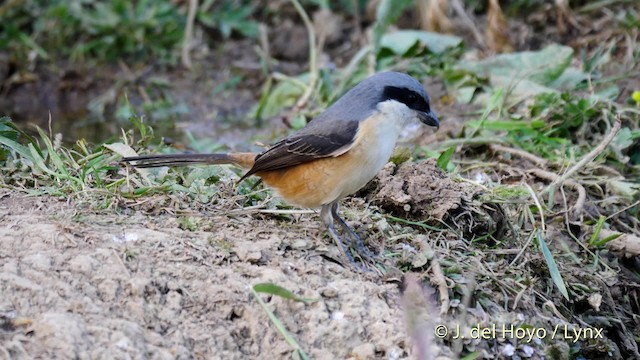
467 119 545 131
456 44 589 102
461 351 482 360
0 116 43 159
372 0 413 53
607 179 640 198
0 130 34 162
588 216 607 247
36 127 68 176
258 75 307 119
436 147 455 170
455 87 477 104
613 127 636 150
103 142 139 157
253 283 319 304
593 233 622 248
547 67 589 90
458 44 574 85
380 30 463 55
594 85 620 100
537 230 569 300
29 143 55 176
289 114 307 130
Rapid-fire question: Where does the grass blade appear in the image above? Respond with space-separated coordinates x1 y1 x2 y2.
35 127 68 176
537 229 569 300
588 216 607 247
0 135 34 162
250 285 310 360
253 283 318 304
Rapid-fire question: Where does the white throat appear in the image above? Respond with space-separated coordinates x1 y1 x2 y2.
376 100 418 130
366 99 417 165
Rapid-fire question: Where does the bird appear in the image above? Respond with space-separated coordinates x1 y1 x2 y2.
122 71 439 267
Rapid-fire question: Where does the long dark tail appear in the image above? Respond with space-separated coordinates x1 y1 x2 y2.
121 152 256 169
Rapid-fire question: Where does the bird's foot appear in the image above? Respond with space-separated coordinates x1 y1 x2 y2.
338 221 377 262
326 228 376 272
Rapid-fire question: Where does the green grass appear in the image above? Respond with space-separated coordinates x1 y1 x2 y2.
0 0 260 67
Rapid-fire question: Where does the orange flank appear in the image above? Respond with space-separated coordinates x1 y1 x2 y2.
257 115 390 209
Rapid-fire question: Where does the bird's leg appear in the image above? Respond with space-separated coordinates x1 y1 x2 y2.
320 203 356 266
331 202 375 260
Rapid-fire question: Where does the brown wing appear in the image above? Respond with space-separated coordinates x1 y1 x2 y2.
240 120 359 180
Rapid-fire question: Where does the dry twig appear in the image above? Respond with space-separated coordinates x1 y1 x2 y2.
485 0 512 53
289 0 318 111
450 0 486 48
420 238 450 315
418 0 452 33
490 144 547 167
541 117 621 196
529 168 587 219
181 0 199 69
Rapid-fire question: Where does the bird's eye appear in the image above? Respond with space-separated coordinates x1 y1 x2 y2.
407 93 418 102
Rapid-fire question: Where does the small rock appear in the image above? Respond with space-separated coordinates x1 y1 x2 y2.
502 344 515 356
351 343 375 360
69 255 97 275
522 345 534 357
236 248 263 264
320 287 338 298
22 253 52 271
166 290 183 311
32 312 90 358
588 293 602 312
97 279 120 302
291 239 313 250
167 280 181 291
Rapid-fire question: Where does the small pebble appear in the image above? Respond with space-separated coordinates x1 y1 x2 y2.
351 343 375 360
320 287 338 298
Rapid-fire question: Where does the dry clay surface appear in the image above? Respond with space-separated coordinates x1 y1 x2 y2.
0 190 416 360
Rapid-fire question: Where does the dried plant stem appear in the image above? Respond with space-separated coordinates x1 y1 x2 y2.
419 0 452 33
529 168 586 218
525 184 546 231
540 117 621 196
420 240 449 315
181 0 199 69
450 0 485 48
490 144 547 167
289 0 318 111
435 136 509 149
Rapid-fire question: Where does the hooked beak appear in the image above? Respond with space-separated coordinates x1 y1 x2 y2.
418 110 439 130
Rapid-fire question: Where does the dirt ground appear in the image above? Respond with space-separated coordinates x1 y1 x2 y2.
0 189 427 360
2 3 639 358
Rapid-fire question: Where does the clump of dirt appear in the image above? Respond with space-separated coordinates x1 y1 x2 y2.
373 159 475 220
371 158 506 241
